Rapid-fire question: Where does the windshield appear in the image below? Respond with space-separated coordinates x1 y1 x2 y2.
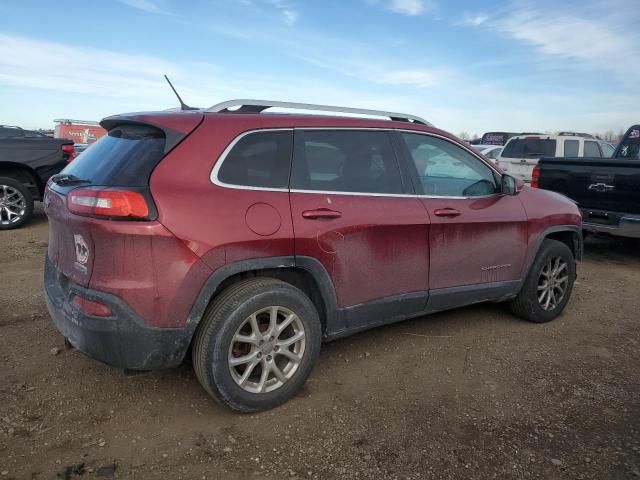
501 138 557 158
61 124 166 186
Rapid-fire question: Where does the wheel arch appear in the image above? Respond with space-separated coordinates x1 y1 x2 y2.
0 162 42 197
186 256 338 340
522 225 582 280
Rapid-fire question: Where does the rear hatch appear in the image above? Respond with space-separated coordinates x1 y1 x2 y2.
45 112 203 287
500 136 557 182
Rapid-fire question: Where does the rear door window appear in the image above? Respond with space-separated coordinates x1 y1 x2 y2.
291 130 404 194
62 124 166 186
502 138 557 158
584 141 601 157
564 140 579 157
217 131 293 189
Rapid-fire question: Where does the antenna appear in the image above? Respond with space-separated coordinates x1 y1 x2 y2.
164 75 197 111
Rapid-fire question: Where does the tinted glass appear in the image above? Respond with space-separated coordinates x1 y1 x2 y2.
402 133 498 197
218 131 292 188
584 141 601 157
61 124 166 186
564 140 579 157
291 130 403 194
501 138 557 158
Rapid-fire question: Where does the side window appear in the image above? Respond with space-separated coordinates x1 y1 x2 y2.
584 141 601 157
217 131 292 188
291 130 404 194
564 140 579 157
600 142 615 158
401 133 498 197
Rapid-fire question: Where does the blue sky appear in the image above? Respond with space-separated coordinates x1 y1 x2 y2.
0 0 638 136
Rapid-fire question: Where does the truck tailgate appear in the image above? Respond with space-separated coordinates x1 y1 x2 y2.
539 157 640 215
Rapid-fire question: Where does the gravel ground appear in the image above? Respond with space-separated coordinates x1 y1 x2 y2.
1 206 639 479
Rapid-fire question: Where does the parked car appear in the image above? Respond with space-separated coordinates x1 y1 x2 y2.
534 124 640 238
0 125 74 229
44 100 582 412
470 144 503 164
499 133 615 183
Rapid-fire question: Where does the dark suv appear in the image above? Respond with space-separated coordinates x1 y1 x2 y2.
44 100 582 412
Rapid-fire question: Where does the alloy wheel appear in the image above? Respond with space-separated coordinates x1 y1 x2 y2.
537 256 569 311
228 306 306 394
0 185 27 226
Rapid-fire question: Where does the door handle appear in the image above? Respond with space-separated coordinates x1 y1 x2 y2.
302 208 342 220
433 208 461 218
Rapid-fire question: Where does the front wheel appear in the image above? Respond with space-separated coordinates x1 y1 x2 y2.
0 177 34 230
192 278 322 412
510 239 576 323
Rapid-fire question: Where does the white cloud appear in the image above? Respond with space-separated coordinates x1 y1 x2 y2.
282 9 298 25
387 0 434 16
488 2 639 78
460 12 488 26
261 0 298 25
116 0 168 15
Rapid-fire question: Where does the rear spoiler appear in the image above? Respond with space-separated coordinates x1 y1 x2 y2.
100 111 204 154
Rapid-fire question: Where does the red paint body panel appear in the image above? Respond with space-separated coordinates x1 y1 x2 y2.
422 195 528 289
290 192 429 307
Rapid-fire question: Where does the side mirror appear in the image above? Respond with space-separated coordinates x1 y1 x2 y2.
501 174 522 195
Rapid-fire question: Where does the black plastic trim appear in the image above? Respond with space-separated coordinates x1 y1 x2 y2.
44 256 191 370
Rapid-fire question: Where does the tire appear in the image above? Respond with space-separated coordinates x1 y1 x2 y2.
510 239 576 323
192 277 322 412
0 177 34 230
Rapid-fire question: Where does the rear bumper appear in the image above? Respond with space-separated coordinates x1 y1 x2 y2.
44 256 192 370
581 209 640 239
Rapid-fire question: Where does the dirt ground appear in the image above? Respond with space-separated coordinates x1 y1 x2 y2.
1 205 639 479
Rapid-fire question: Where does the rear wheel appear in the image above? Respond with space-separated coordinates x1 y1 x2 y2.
192 278 321 412
0 177 33 230
510 239 576 323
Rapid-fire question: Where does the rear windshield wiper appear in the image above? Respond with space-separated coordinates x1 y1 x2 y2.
50 173 91 186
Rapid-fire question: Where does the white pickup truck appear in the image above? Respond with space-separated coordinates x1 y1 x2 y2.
498 133 615 183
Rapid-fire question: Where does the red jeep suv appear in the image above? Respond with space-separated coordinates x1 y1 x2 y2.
44 100 582 412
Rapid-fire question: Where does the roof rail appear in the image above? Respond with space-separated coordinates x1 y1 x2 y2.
206 99 432 126
0 125 23 129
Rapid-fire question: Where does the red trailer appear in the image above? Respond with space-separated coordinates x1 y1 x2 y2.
53 119 106 144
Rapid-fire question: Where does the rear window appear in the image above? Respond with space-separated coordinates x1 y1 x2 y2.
619 128 640 159
61 125 166 186
501 138 557 158
584 141 601 157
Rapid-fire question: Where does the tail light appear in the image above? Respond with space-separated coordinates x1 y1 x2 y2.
68 188 150 219
531 165 540 188
62 144 75 163
72 294 113 317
